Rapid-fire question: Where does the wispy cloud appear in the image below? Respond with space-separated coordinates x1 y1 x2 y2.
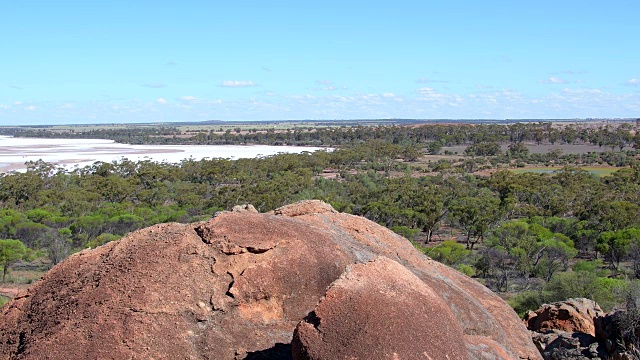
416 87 446 100
261 67 272 72
141 82 167 88
25 105 36 111
322 86 337 91
165 61 178 66
156 98 167 104
9 84 23 90
220 80 257 88
539 77 567 84
177 95 198 102
553 70 587 75
316 80 333 85
417 77 450 84
625 78 640 86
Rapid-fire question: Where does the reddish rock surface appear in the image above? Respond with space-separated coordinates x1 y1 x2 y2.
524 298 605 337
292 256 469 360
0 200 541 359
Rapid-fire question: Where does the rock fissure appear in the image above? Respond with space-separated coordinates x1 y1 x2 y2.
225 272 236 299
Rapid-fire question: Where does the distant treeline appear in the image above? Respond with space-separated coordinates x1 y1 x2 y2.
1 121 639 149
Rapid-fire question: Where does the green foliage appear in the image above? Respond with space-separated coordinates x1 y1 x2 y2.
456 264 475 277
465 142 501 156
597 228 640 269
544 271 625 311
424 240 470 266
391 226 420 241
86 233 120 249
0 239 30 283
507 142 529 157
451 191 502 248
509 291 543 317
427 140 443 155
573 259 604 273
0 122 639 315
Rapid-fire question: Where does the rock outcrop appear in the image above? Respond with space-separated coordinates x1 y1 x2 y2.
526 299 639 360
292 257 469 360
525 298 605 337
0 200 541 359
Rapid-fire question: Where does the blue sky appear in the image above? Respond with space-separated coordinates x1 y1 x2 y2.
1 1 638 124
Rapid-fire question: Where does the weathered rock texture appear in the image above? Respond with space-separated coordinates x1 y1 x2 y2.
292 257 469 360
0 200 541 359
525 298 605 337
526 299 639 360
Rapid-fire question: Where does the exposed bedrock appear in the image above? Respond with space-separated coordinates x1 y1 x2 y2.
0 200 540 359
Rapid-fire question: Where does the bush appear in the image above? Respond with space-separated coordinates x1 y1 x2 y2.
613 280 640 351
465 142 501 156
509 291 543 317
86 233 120 249
391 226 420 241
544 271 626 311
424 240 470 266
456 264 475 277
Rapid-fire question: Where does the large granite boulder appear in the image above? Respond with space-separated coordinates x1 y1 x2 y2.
292 257 469 360
0 200 541 359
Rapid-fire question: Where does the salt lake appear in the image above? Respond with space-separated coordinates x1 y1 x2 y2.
0 136 328 173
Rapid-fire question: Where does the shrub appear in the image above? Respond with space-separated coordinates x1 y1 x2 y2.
509 291 543 317
456 264 475 277
424 240 470 266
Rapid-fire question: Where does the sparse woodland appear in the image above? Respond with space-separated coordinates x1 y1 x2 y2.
2 121 640 322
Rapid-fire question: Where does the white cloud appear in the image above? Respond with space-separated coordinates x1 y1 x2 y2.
417 77 450 84
61 103 73 109
625 78 640 86
14 101 22 105
417 87 435 93
322 86 337 91
561 88 604 95
6 85 638 124
141 82 167 88
220 80 257 88
539 77 567 84
25 105 36 111
178 96 198 102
